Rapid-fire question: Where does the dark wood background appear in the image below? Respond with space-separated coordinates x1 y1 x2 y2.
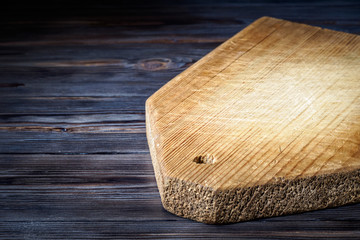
1 1 359 239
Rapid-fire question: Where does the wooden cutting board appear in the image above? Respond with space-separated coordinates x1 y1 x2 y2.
146 17 360 224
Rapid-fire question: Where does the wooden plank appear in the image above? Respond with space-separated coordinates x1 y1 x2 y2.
0 132 148 154
0 154 154 184
0 46 206 98
146 17 360 223
0 112 145 134
0 97 146 113
0 70 185 98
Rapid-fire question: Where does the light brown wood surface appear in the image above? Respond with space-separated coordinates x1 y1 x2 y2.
146 17 360 224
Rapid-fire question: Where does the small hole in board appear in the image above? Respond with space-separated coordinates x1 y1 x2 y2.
193 154 216 164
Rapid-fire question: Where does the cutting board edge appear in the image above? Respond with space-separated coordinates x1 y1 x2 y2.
159 168 360 224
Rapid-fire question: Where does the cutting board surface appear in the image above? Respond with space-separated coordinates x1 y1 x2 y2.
146 17 360 223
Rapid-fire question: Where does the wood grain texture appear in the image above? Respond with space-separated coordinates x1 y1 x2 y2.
1 1 360 238
146 17 360 223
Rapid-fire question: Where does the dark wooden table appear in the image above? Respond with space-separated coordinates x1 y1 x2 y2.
1 1 359 239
